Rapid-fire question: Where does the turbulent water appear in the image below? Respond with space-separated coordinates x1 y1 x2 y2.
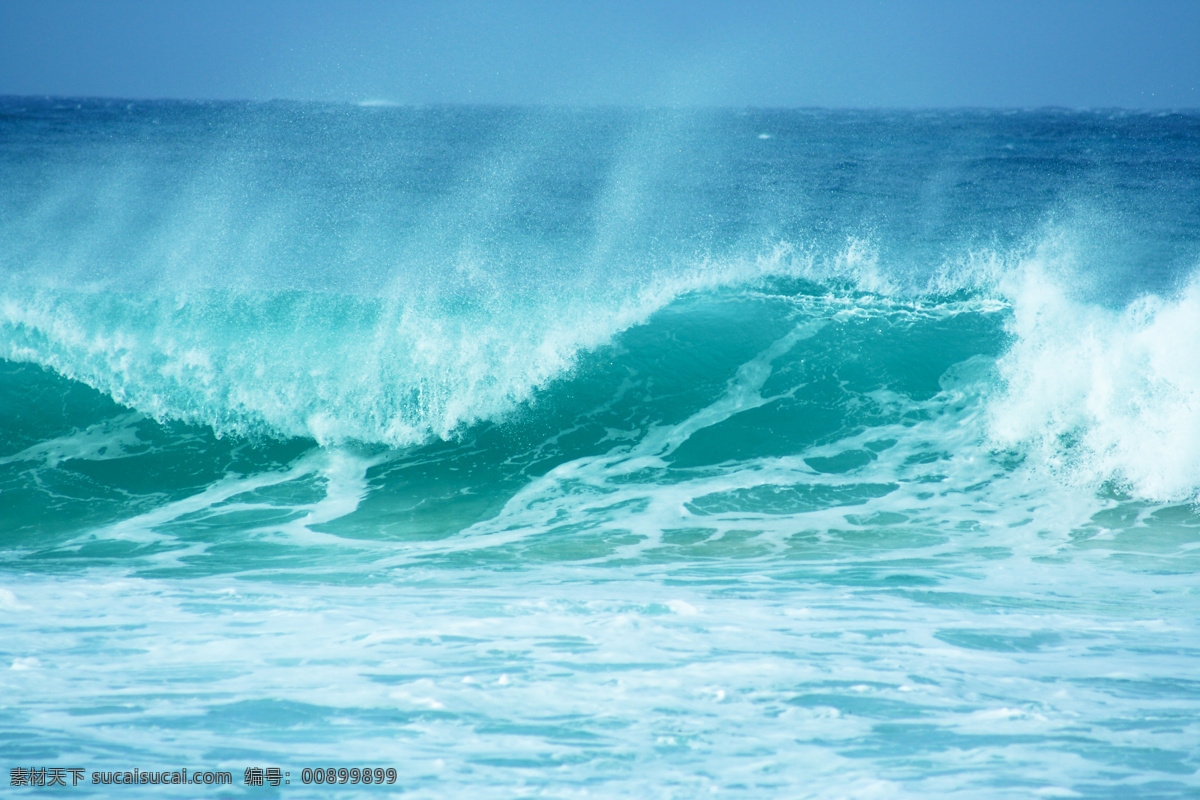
2 98 1200 798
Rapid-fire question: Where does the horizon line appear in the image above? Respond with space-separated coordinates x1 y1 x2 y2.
3 93 1198 114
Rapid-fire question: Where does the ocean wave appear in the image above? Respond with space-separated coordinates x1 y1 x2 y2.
4 235 1200 507
0 240 942 447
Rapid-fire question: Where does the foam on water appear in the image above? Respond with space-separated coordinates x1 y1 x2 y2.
4 561 1197 799
991 258 1200 503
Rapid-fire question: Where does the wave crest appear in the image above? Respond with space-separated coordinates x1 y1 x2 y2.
989 260 1200 503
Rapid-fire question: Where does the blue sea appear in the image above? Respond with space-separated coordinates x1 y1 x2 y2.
2 98 1200 798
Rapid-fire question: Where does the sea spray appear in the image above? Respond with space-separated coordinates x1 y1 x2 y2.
991 261 1200 502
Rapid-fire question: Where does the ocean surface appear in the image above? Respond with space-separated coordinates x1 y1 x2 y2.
2 98 1200 798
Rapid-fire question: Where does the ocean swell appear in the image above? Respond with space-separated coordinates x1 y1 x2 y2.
4 244 1200 508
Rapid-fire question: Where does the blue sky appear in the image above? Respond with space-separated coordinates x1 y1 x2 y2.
1 0 1197 107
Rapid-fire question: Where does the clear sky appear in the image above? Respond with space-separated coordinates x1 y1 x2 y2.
1 0 1198 108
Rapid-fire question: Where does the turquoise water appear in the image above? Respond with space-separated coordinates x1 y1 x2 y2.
2 99 1200 797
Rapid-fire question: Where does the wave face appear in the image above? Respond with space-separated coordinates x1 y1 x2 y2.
3 100 1200 798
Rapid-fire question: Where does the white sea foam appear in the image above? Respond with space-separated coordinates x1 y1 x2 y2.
989 257 1200 503
0 412 145 468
